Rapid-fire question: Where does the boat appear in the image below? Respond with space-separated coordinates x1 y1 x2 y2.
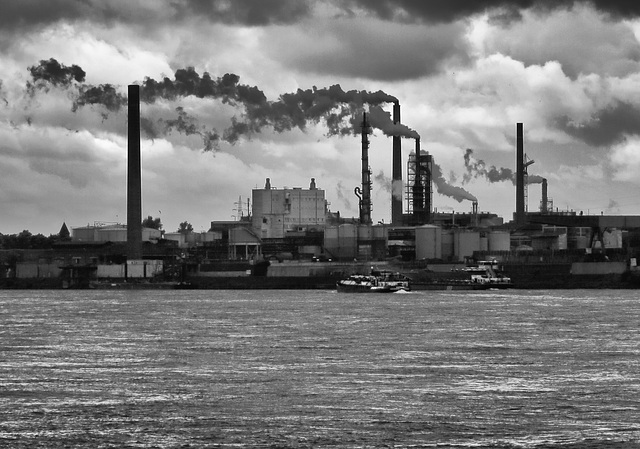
409 260 513 291
336 269 411 293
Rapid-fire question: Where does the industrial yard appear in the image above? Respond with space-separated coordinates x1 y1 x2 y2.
2 86 640 289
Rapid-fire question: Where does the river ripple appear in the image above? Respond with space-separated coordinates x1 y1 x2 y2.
1 289 639 448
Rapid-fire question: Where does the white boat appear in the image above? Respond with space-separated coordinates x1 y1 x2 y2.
336 269 411 293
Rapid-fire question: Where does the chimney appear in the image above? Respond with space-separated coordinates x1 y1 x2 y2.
515 123 525 225
391 101 403 225
127 85 142 260
412 138 423 224
265 178 271 189
472 201 478 227
541 178 548 214
424 153 433 224
359 112 372 225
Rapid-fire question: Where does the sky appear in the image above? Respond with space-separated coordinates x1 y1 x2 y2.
3 0 640 235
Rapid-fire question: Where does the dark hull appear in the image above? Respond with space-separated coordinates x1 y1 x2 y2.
335 283 409 293
411 281 513 291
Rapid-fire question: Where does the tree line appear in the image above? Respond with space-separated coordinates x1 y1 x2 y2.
1 217 195 250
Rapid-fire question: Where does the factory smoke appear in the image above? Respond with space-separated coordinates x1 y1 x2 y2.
464 148 543 185
26 59 409 150
374 170 392 193
432 161 477 203
463 148 515 184
335 181 353 211
367 105 420 139
527 174 545 184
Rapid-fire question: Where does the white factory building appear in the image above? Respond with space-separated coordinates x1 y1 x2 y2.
251 178 327 239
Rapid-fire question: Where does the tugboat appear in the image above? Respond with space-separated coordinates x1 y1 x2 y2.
410 260 513 290
336 268 411 293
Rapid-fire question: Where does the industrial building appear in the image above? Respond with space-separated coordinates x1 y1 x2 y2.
3 88 640 289
251 178 327 239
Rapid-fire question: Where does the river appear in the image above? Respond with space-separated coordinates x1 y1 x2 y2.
1 289 639 448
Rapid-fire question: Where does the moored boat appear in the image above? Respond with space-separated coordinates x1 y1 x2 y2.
409 260 513 291
336 269 411 293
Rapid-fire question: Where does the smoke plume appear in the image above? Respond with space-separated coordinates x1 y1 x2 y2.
374 170 392 193
432 161 477 202
367 105 420 139
27 58 85 93
335 181 353 210
463 148 515 184
464 148 544 185
27 60 409 150
526 174 545 184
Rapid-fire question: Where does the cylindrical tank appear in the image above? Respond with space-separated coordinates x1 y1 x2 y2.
357 224 373 240
372 225 387 240
415 225 442 260
441 229 454 259
325 224 357 259
488 231 511 252
454 230 480 261
479 236 488 252
324 226 340 256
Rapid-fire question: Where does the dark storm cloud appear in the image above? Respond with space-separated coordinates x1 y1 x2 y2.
0 0 312 31
275 19 470 81
182 0 312 25
5 0 640 32
558 101 640 147
485 7 640 79
340 0 640 23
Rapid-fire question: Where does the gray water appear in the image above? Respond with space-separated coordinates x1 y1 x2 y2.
1 289 639 448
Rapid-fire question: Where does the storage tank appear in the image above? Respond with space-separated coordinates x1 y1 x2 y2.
441 229 454 259
357 224 373 240
338 224 358 259
488 231 511 252
372 225 387 240
479 236 488 252
454 230 480 261
72 227 97 242
324 225 359 259
415 225 442 260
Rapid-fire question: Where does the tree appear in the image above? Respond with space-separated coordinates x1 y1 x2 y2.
177 221 193 235
142 215 163 230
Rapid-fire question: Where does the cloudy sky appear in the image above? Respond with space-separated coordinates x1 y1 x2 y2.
3 0 640 235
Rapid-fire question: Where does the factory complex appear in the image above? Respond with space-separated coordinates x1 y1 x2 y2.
3 86 640 289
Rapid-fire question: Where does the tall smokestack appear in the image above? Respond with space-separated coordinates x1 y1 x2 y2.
541 178 548 214
412 138 423 224
360 112 372 224
391 101 402 225
515 123 525 225
424 153 433 224
127 85 142 260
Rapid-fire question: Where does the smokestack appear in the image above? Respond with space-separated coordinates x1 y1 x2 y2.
472 201 478 226
127 85 142 260
515 123 525 225
424 153 433 224
412 138 423 224
541 178 548 214
391 101 402 225
358 112 372 225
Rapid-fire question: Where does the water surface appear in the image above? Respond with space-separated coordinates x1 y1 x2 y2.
1 289 639 447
